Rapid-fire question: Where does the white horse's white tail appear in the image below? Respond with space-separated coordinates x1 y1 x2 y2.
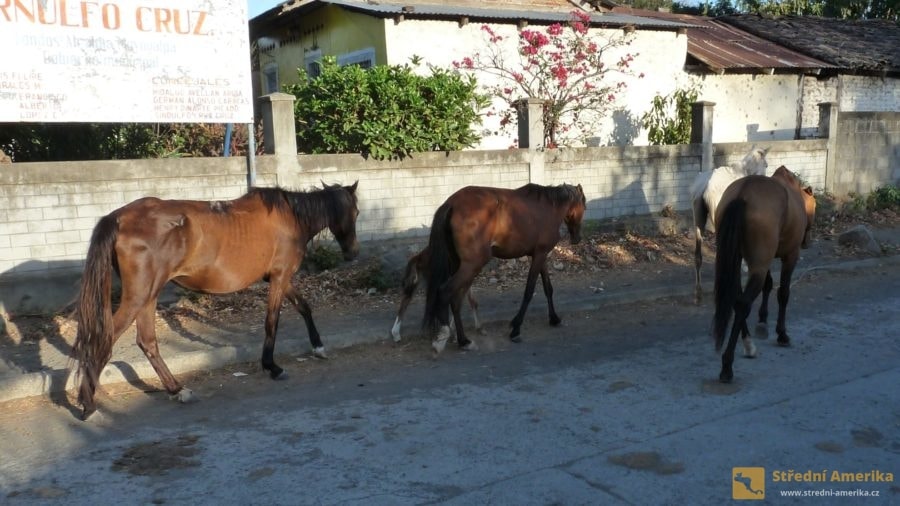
690 146 770 303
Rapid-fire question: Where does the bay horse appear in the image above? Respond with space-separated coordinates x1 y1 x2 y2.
390 245 480 342
712 166 815 382
422 183 586 354
73 182 360 420
690 146 769 303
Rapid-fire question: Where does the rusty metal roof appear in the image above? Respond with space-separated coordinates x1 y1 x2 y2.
610 8 833 75
252 0 693 37
721 14 900 75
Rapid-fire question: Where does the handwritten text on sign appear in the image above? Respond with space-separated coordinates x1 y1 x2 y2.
0 0 254 123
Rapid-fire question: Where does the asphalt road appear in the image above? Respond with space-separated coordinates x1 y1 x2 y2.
1 264 898 505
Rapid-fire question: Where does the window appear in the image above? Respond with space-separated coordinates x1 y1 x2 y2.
304 49 322 78
263 63 279 93
337 47 376 69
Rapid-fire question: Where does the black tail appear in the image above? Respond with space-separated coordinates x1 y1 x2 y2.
423 203 455 331
713 199 745 351
72 214 118 416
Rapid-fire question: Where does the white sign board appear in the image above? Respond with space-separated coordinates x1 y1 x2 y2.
0 0 254 123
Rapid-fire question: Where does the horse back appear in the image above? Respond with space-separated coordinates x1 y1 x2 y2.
446 186 562 259
717 176 806 261
113 194 301 293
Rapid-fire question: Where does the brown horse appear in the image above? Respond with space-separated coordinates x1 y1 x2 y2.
390 245 480 342
73 182 360 420
713 167 815 382
422 183 586 354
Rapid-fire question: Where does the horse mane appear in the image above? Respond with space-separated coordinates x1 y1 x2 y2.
521 183 581 207
249 185 355 230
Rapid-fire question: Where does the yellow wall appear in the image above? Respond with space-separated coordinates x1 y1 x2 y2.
256 6 387 92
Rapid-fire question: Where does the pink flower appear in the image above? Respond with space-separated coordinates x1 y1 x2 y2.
462 57 474 69
547 23 563 36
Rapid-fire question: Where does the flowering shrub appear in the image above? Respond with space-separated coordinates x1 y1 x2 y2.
454 10 641 148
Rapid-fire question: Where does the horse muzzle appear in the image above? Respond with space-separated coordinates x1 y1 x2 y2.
343 241 361 261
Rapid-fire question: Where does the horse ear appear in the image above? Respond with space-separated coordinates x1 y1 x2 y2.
803 186 813 196
761 147 770 156
349 180 359 193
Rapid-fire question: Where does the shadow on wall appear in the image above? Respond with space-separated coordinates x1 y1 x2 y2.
609 109 643 147
746 124 801 142
584 109 642 147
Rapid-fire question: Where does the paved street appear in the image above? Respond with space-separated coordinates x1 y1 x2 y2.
1 265 898 505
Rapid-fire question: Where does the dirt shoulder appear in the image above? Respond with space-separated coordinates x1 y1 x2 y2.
3 204 898 348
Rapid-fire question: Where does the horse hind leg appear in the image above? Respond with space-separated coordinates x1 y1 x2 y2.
392 255 422 342
720 272 766 382
466 290 484 335
755 271 773 339
692 198 708 305
79 298 143 420
775 254 800 347
134 302 193 403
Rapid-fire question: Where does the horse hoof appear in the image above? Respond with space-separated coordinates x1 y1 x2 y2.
549 316 562 327
461 341 478 351
777 338 791 347
313 346 328 359
755 322 769 340
170 388 196 404
719 374 733 384
391 319 402 342
273 371 289 381
81 407 96 421
509 335 522 343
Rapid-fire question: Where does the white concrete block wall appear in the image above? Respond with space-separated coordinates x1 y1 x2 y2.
0 158 252 280
0 138 855 313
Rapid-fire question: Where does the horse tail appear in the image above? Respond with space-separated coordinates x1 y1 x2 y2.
423 203 454 331
73 214 118 409
713 199 745 351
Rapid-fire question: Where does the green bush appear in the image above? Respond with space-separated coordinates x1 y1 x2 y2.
306 244 343 272
285 57 489 159
866 185 900 210
641 83 699 145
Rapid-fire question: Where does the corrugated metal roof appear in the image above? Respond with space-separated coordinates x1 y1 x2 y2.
721 14 900 75
611 8 833 74
253 0 693 32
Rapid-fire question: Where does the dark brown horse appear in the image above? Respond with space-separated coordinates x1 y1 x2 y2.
390 245 480 342
713 166 815 382
422 183 586 354
73 182 360 420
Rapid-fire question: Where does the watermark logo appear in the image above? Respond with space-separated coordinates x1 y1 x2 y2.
733 467 766 500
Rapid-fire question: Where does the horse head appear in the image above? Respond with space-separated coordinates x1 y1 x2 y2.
740 146 770 176
772 166 816 248
563 184 586 245
326 181 361 260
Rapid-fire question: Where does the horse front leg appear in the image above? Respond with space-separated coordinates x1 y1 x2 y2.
540 264 561 327
775 255 799 347
286 287 327 359
510 252 546 342
135 302 193 403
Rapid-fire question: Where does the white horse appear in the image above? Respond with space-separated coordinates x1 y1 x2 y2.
690 146 769 303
